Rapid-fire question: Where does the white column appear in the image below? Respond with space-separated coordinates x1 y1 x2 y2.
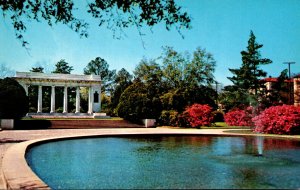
88 86 94 114
37 86 42 113
63 86 68 113
75 87 80 114
50 86 55 113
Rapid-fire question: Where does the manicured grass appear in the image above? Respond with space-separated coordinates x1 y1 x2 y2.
202 122 251 129
160 122 252 130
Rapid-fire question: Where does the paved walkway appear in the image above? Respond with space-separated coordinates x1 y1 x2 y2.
1 128 299 189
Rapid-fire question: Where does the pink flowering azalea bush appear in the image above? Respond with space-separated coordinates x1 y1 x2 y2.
177 104 213 128
252 105 300 135
224 106 255 126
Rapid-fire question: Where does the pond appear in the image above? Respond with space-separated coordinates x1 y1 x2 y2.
26 135 300 189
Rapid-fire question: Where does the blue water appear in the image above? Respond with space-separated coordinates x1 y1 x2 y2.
26 135 300 189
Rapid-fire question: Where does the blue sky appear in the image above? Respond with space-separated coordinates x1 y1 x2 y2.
1 0 300 86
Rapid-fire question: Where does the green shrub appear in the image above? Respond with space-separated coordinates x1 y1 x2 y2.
158 110 178 126
55 107 63 113
42 107 50 113
212 110 224 122
29 107 37 113
0 78 28 119
116 80 162 123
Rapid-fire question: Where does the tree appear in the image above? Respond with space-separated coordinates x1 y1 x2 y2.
83 57 116 93
0 78 28 119
116 79 161 123
52 59 73 74
218 85 251 111
161 46 216 89
161 46 188 89
228 31 272 95
160 85 217 112
30 66 44 73
134 58 167 96
1 0 191 47
263 70 289 106
110 68 133 113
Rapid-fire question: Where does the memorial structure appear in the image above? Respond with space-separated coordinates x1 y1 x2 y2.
14 72 102 117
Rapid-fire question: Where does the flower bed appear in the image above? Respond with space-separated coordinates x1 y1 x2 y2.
252 105 300 135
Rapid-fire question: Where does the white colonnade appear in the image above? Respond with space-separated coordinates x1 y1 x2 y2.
14 72 101 115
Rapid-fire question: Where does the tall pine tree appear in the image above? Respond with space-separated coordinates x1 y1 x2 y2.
228 31 272 95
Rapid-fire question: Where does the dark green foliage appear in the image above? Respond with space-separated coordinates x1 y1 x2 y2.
110 68 133 114
225 31 272 110
116 80 161 123
84 57 116 93
228 31 272 95
52 59 73 74
218 85 251 111
0 78 28 119
161 46 216 88
157 110 178 126
160 86 217 112
134 58 169 99
212 110 224 122
264 69 289 106
115 47 217 125
182 85 217 109
30 67 44 73
42 86 51 113
55 107 63 113
1 0 191 48
160 89 185 112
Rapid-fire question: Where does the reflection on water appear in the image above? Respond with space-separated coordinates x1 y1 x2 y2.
256 136 264 156
26 135 300 189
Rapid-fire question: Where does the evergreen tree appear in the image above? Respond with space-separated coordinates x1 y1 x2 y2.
84 57 116 93
228 31 272 95
52 59 73 74
110 68 133 113
30 67 44 73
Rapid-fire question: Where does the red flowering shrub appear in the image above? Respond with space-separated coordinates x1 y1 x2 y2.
178 104 213 128
252 105 300 135
224 106 255 126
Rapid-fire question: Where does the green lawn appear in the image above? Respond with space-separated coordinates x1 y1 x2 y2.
202 122 252 129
